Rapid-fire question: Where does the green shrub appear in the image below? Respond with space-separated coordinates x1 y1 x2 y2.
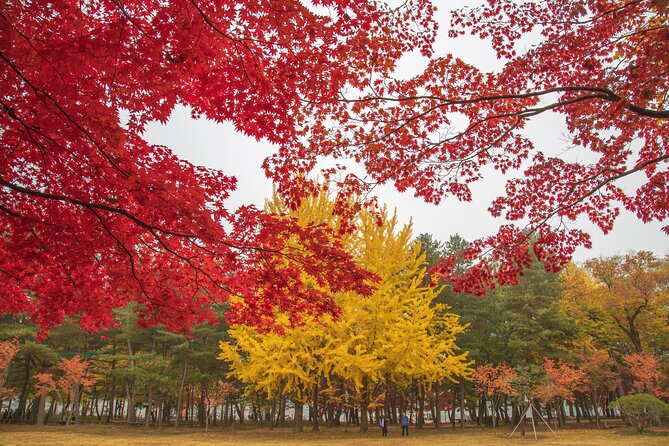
609 393 669 432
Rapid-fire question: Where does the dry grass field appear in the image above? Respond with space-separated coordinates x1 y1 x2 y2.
0 423 668 446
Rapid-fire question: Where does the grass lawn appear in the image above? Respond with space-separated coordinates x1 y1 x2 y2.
0 423 667 445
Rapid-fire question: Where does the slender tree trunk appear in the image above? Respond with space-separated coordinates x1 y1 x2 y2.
107 339 117 423
198 387 206 428
235 402 244 424
175 356 188 428
189 385 195 427
35 361 51 425
492 397 498 430
434 383 441 428
73 384 82 425
279 397 286 424
359 400 369 433
592 391 601 429
580 396 589 421
557 399 565 427
125 381 135 423
144 387 153 428
459 382 465 428
417 384 425 428
359 379 370 433
14 355 31 423
293 400 304 433
265 399 274 430
311 382 320 432
451 391 457 429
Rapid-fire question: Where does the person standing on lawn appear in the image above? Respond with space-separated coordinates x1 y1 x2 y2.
400 413 410 436
379 416 388 437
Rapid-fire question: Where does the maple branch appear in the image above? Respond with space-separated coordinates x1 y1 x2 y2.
0 50 131 177
0 177 203 238
342 85 669 119
27 226 82 294
0 204 25 221
557 154 669 218
513 153 669 251
0 268 21 282
0 98 110 184
188 0 268 90
0 177 326 303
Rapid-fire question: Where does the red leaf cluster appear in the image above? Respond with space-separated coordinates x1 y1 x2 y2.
268 0 669 294
2 0 425 336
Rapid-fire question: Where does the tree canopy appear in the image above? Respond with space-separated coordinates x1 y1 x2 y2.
1 0 433 334
1 0 667 335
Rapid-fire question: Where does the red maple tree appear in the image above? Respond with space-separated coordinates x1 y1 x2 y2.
3 1 667 333
267 0 669 294
1 0 437 336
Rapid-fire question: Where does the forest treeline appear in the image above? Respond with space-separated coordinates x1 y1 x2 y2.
1 195 667 432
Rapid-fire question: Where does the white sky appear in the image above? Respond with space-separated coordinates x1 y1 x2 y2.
143 1 668 262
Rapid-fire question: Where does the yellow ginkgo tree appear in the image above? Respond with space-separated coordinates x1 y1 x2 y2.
219 189 470 432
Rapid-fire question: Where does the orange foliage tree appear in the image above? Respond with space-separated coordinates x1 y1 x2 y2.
623 351 668 398
34 354 98 424
0 339 20 400
579 350 621 428
535 358 588 426
472 362 516 428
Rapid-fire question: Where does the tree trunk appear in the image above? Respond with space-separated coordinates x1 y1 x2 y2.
434 383 441 428
492 397 499 430
311 382 320 432
35 394 47 425
557 399 565 427
125 381 135 423
451 391 457 429
459 382 465 428
73 384 82 425
189 385 195 427
579 396 587 421
417 384 425 428
144 387 153 428
14 354 31 423
107 339 117 423
293 401 304 433
592 391 601 429
267 399 275 430
198 387 206 428
278 397 286 425
175 356 188 428
235 402 245 424
359 399 369 433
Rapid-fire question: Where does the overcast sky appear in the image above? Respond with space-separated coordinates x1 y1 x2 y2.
143 1 668 262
